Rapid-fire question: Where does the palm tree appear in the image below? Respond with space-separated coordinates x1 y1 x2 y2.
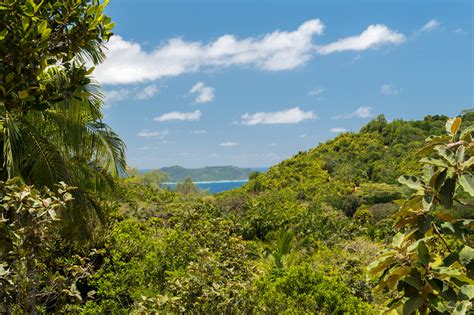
0 61 126 239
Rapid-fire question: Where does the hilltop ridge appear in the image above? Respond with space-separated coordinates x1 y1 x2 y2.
156 165 265 182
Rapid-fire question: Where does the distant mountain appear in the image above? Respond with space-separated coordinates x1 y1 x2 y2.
158 165 266 182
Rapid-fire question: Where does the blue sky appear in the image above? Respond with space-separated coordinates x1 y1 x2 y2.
98 0 473 168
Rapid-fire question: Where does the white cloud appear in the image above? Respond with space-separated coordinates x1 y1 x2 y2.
308 87 324 96
420 19 440 32
454 28 467 35
351 54 362 63
380 83 399 95
105 84 159 104
241 107 316 125
105 89 130 103
334 106 372 119
353 106 372 118
220 141 239 146
96 20 324 84
136 84 159 100
189 81 215 103
154 110 202 122
191 129 207 134
317 24 405 55
331 127 348 133
137 129 168 138
96 20 405 84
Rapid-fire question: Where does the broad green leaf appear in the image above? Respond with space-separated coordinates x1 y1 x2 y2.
432 169 448 192
435 145 456 165
398 175 422 190
0 29 8 41
438 178 455 208
404 276 422 290
459 173 474 197
392 232 404 248
367 255 394 274
423 191 434 211
460 285 474 300
456 145 466 163
462 156 474 170
403 296 424 315
453 300 472 315
417 241 430 266
5 72 14 83
427 294 447 313
460 125 474 141
41 28 51 41
419 135 451 155
446 117 462 135
459 246 474 266
19 90 29 99
441 221 455 234
420 157 448 168
38 20 48 33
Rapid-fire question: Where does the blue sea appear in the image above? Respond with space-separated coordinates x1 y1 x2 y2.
163 180 248 194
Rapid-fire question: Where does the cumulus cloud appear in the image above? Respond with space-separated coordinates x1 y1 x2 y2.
316 24 405 54
354 106 372 118
454 28 467 35
331 127 348 133
189 81 215 103
154 110 202 122
137 129 169 138
220 141 239 146
334 106 372 119
136 84 159 100
105 84 159 104
191 129 207 134
241 107 316 125
420 19 440 32
380 83 399 95
105 89 130 103
96 20 405 84
308 87 325 96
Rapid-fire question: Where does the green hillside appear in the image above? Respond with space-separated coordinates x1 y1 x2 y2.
5 111 474 313
245 113 474 197
159 165 255 182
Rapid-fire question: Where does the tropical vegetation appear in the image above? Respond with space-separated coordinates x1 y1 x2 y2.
0 1 472 314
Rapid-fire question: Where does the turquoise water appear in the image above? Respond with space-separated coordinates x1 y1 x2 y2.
163 180 248 194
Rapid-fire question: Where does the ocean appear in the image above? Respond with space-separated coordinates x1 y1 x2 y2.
163 180 248 194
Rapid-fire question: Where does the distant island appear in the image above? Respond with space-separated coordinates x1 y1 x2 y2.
153 165 266 182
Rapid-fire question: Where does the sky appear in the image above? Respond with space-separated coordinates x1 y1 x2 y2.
98 0 473 169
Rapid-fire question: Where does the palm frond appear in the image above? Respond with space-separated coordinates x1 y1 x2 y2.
76 40 107 65
87 122 127 178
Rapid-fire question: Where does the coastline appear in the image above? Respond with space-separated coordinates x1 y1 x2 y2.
162 179 249 185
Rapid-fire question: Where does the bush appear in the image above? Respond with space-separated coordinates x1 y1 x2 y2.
253 265 375 314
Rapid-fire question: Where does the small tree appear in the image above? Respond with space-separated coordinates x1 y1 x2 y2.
0 178 74 313
369 117 474 314
175 177 200 195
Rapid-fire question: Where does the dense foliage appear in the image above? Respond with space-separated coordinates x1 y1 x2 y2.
1 1 473 313
0 0 126 237
4 111 473 313
369 117 474 314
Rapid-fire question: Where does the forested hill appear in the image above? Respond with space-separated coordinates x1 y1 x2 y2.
159 165 256 182
244 111 474 213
